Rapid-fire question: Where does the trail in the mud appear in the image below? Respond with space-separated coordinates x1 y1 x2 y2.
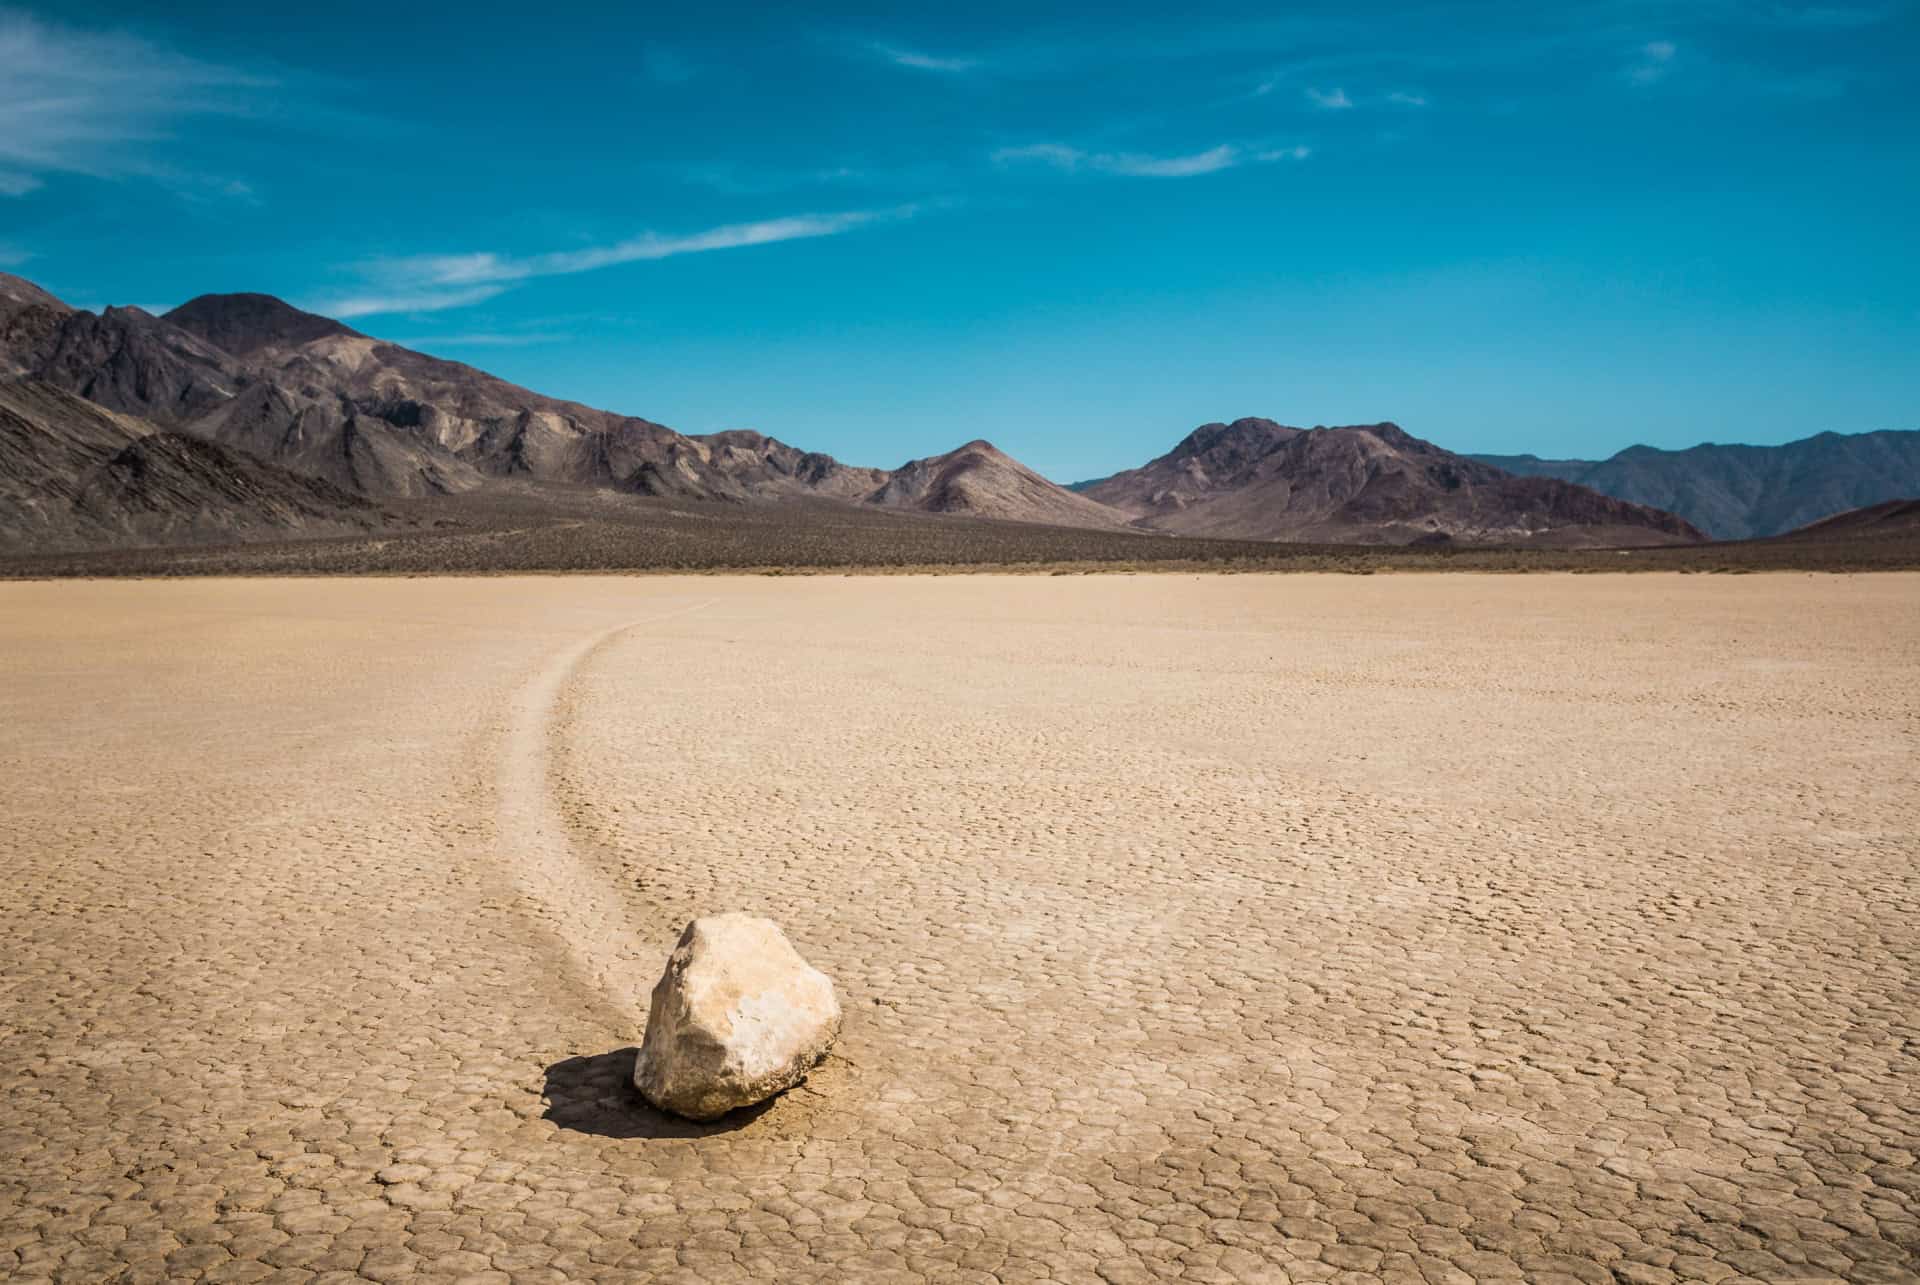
493 598 716 1020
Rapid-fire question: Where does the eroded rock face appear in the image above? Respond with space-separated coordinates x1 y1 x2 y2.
633 914 841 1121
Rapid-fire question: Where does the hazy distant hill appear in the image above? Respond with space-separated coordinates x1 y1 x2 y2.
1079 418 1703 546
1472 430 1920 539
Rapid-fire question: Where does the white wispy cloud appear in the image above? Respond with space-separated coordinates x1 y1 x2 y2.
993 143 1083 170
870 42 979 73
1387 90 1429 107
0 242 30 267
1107 145 1240 178
1306 86 1354 110
1628 39 1678 84
319 207 912 317
0 9 268 194
317 285 510 320
994 142 1309 179
389 209 902 286
995 143 1238 177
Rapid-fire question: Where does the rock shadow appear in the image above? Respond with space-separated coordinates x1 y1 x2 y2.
541 1047 773 1139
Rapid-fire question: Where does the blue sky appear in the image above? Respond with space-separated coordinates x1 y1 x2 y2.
2 2 1916 478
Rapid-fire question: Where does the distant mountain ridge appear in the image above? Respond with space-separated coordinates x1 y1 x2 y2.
1471 430 1920 539
0 270 1779 556
0 278 891 503
1079 417 1703 546
0 273 1121 546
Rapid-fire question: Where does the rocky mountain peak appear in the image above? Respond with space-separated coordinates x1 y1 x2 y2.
1084 417 1703 545
1169 418 1298 460
164 293 362 358
0 273 73 322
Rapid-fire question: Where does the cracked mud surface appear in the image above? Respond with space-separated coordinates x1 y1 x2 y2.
1 573 1915 1284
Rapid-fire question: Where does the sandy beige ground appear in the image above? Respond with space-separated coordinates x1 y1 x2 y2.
1 574 1915 1285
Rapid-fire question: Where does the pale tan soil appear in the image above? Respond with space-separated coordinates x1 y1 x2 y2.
1 574 1916 1285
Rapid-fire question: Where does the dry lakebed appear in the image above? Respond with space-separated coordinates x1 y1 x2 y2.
1 572 1915 1283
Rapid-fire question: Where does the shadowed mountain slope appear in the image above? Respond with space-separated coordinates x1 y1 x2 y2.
0 379 150 543
17 304 246 425
74 433 391 546
1472 429 1920 539
1083 419 1703 546
1772 496 1920 542
0 377 396 551
1470 453 1595 480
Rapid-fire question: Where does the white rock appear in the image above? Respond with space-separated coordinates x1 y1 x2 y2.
633 913 841 1121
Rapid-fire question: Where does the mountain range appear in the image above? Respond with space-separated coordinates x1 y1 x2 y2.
0 270 1906 558
1073 418 1701 546
1470 432 1920 540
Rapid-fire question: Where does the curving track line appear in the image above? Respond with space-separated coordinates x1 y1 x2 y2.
494 598 716 1021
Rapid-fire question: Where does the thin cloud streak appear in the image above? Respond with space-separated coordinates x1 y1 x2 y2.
994 142 1308 178
322 207 915 317
318 285 508 320
1107 145 1241 177
1307 86 1355 109
389 209 907 287
870 42 979 72
0 9 268 191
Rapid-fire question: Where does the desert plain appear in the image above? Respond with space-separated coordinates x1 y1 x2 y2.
1 572 1915 1285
